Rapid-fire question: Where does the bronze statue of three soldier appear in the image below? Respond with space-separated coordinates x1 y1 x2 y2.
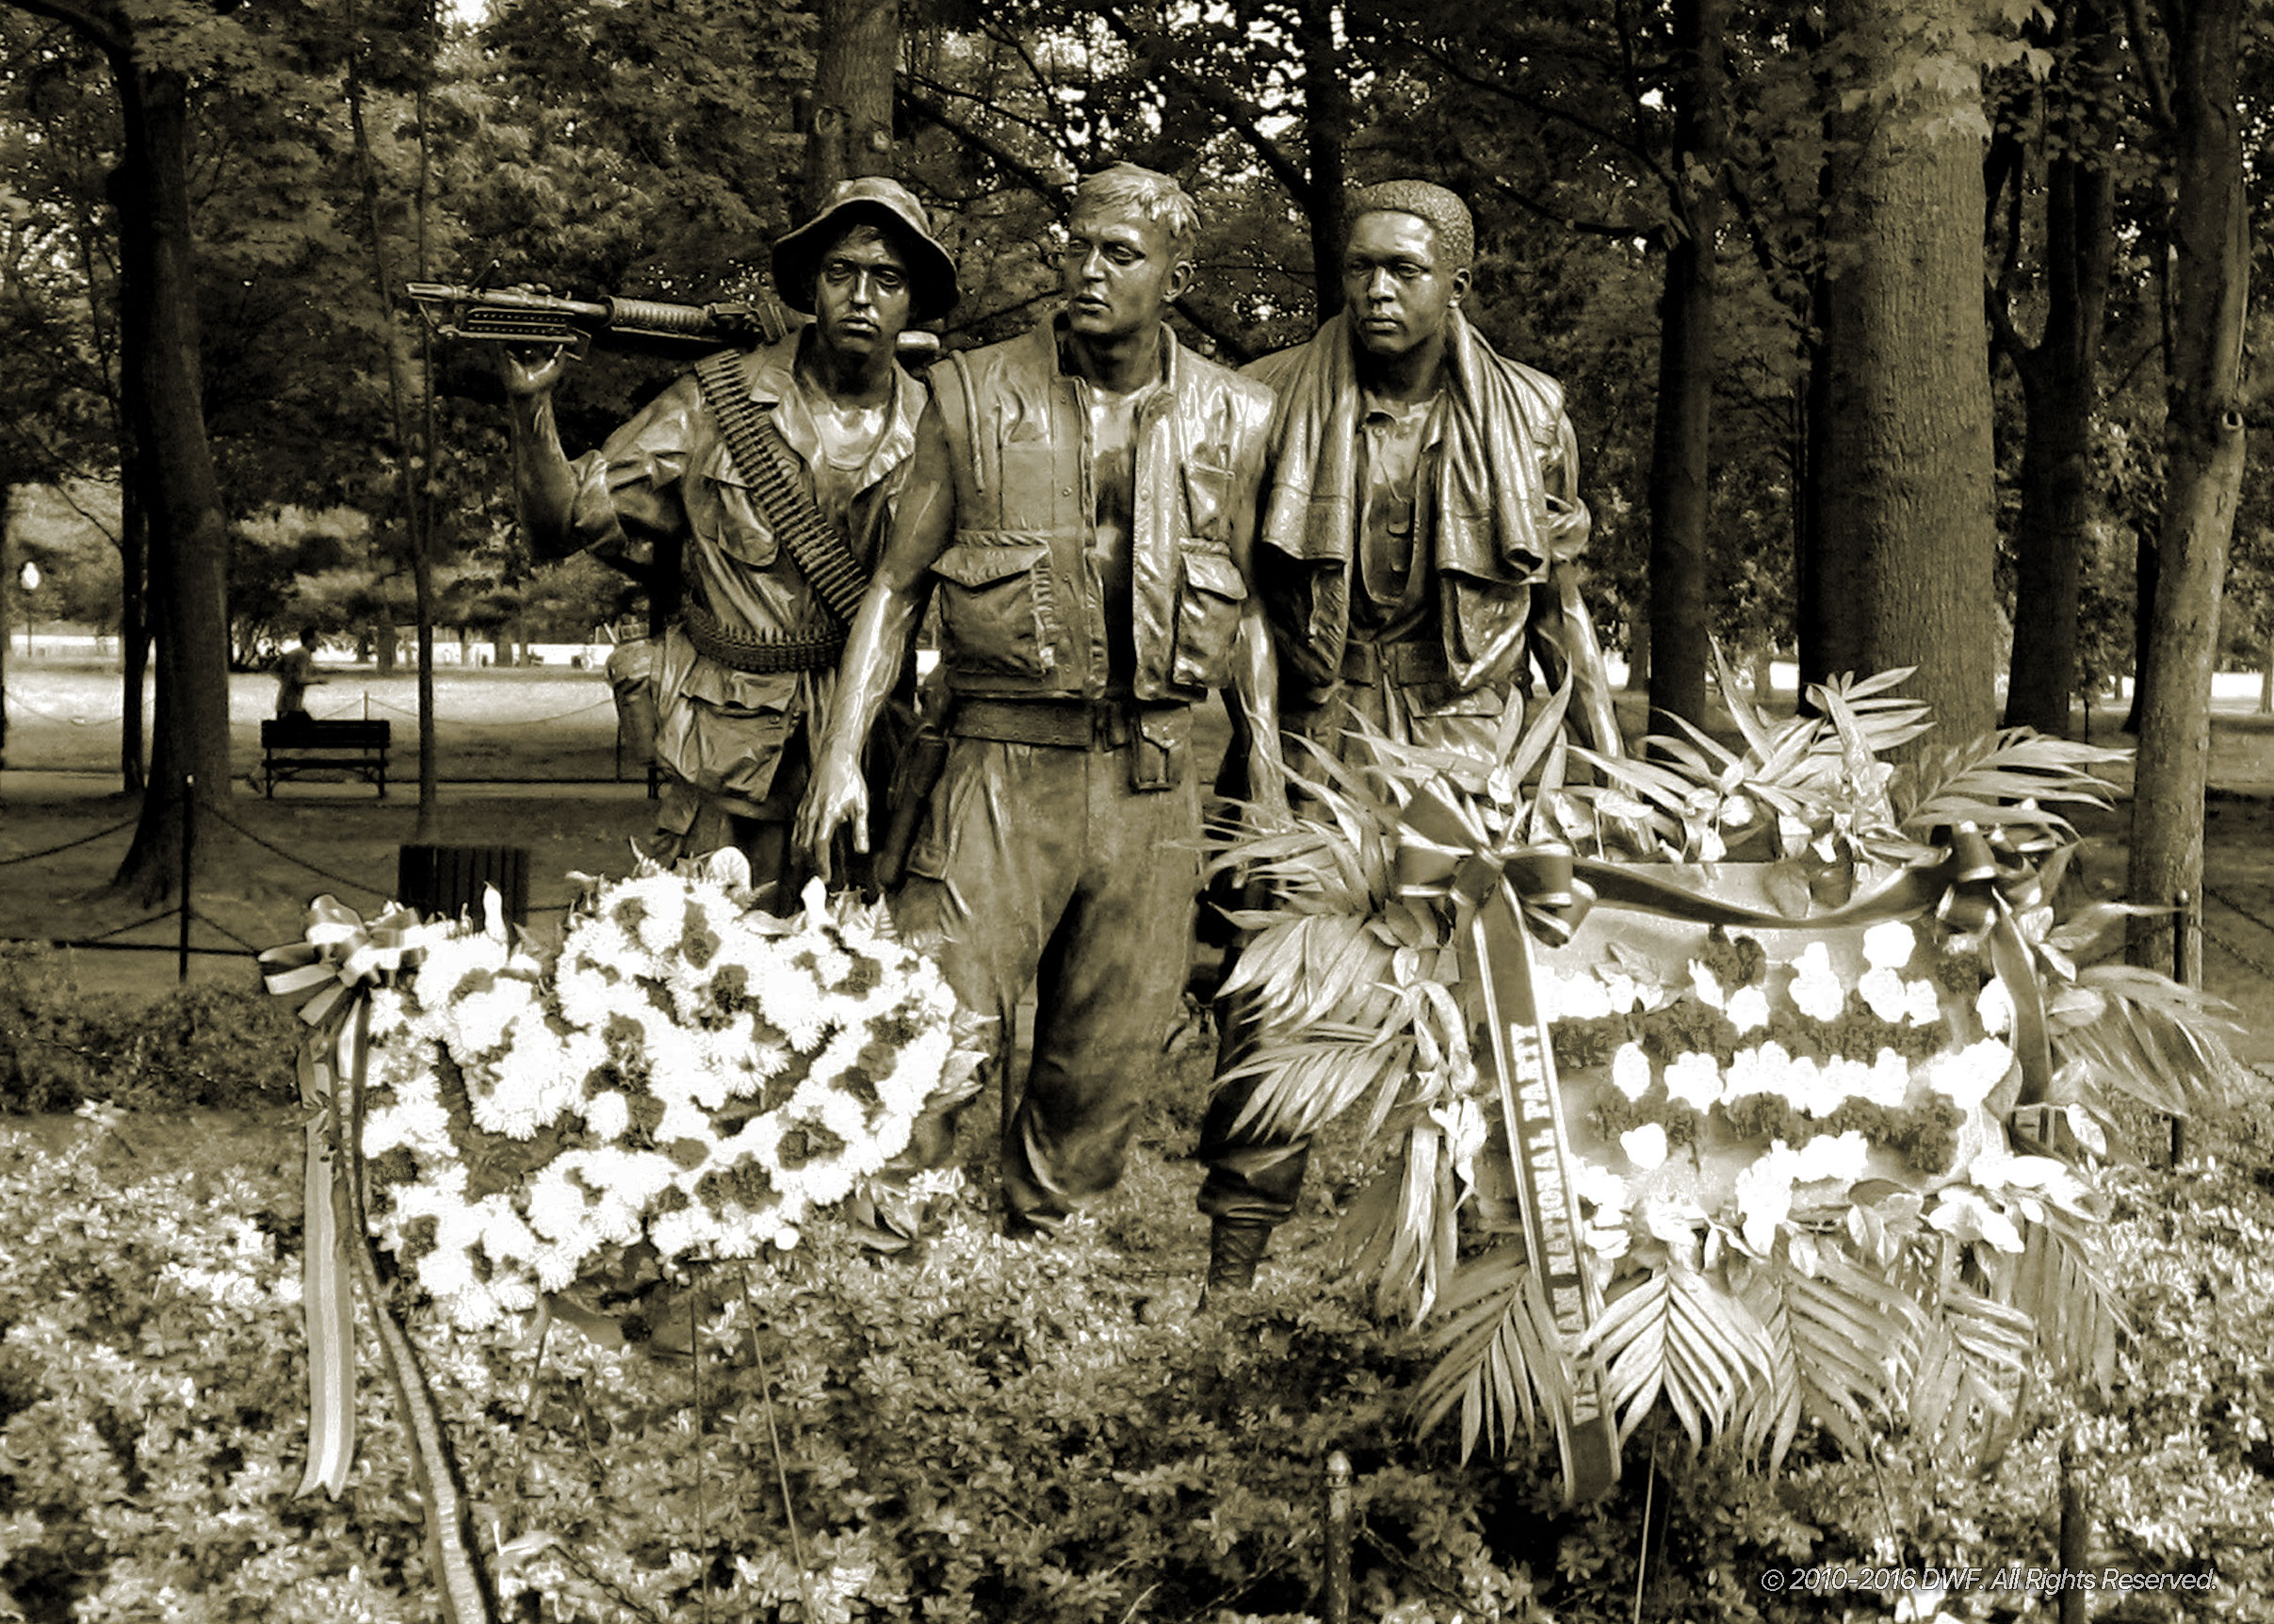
511 167 1618 1283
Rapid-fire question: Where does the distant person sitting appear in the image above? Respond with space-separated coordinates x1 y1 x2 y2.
274 628 325 720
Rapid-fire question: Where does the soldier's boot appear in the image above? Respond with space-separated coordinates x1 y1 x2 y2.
1199 1216 1273 1307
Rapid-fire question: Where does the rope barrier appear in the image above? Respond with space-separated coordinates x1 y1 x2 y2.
186 908 264 955
77 910 186 945
1 692 103 723
2200 884 2274 984
200 807 396 901
0 817 139 866
360 693 617 727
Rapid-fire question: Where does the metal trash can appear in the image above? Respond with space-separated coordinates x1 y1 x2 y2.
396 844 530 927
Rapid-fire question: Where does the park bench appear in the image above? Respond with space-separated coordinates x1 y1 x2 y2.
259 717 392 798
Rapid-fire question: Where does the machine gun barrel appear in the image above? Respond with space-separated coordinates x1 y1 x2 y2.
405 282 937 362
405 282 790 357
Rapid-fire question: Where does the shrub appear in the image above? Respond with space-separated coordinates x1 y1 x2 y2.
0 946 296 1114
4 1095 2267 1622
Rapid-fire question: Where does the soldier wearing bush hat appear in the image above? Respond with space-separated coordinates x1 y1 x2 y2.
504 177 958 902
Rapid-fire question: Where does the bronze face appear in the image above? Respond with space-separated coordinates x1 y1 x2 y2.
1340 210 1470 362
810 223 914 365
1060 204 1189 342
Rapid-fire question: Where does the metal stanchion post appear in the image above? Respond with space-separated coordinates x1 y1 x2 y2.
1321 1451 1351 1624
179 773 195 985
2171 890 2195 1165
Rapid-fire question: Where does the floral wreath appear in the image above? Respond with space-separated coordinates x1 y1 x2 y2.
358 854 988 1330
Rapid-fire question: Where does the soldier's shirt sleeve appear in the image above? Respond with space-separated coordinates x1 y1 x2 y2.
560 374 706 570
1542 408 1592 563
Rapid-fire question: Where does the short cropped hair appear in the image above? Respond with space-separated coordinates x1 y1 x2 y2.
1348 179 1474 270
1072 163 1200 260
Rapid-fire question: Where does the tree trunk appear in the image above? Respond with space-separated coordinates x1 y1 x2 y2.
2003 112 2114 735
1644 0 1727 731
801 0 897 215
118 463 148 791
2127 0 2249 974
1795 185 1852 702
1809 0 2000 748
111 58 231 906
1297 0 1352 317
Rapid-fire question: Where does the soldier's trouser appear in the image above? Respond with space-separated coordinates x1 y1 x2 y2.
1197 673 1506 1228
893 725 1199 1229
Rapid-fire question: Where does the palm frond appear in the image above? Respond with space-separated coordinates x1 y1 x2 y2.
1897 728 2124 836
2006 1214 2125 1384
1417 1246 1577 1462
1336 1127 1460 1323
1578 1260 1778 1448
1908 1280 2034 1460
1216 1023 1415 1144
2051 965 2248 1117
1770 1242 1926 1459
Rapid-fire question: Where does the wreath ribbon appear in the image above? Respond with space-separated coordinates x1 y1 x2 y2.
1392 782 2055 1502
259 897 425 1500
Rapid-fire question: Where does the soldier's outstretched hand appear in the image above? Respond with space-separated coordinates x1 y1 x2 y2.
795 751 868 886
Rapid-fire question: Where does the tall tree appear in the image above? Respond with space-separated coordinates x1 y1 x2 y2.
5 0 236 901
1806 0 2003 746
1646 0 1732 728
1987 0 2120 736
803 0 897 213
2124 0 2250 973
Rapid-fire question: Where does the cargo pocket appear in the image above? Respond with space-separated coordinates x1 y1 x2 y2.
1182 459 1234 543
1170 545 1248 691
933 541 1056 677
1128 706 1192 792
704 471 780 569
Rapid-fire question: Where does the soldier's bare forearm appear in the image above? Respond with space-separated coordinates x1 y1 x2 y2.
510 393 579 557
819 579 925 768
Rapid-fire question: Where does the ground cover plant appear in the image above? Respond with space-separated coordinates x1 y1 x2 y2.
3 1080 2272 1620
5 670 2274 1618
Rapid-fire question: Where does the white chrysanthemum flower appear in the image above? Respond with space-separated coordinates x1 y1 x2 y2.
526 1164 593 1242
1792 1130 1870 1186
489 1277 539 1315
442 983 528 1058
1977 978 2015 1037
877 1027 953 1120
1734 1146 1797 1255
1687 962 1727 1010
1857 966 1911 1024
1620 1123 1669 1171
1663 1050 1722 1112
1903 977 1941 1026
1928 1037 2014 1111
580 1089 631 1141
1862 920 1916 972
1545 970 1610 1021
1610 1042 1653 1102
810 1088 876 1161
799 1156 856 1207
1725 984 1771 1033
1862 1048 1912 1109
1789 941 1846 1021
532 1242 584 1293
649 1205 715 1261
363 1105 417 1159
1599 970 1644 1015
480 1203 540 1264
418 1242 478 1301
1816 1055 1870 1111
